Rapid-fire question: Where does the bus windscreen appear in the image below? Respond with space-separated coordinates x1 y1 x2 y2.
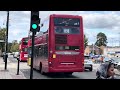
23 38 28 45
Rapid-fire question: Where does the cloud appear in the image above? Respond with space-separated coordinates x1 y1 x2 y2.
9 29 22 36
81 12 120 29
0 11 120 46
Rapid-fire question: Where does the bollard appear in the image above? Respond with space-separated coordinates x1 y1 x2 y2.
4 54 8 70
16 57 20 75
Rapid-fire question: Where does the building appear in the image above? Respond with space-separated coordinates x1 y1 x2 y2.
103 46 120 57
84 45 101 55
85 45 120 58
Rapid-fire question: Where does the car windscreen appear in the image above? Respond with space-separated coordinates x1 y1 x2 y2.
112 58 120 62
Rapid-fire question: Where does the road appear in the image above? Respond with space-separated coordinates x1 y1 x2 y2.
8 55 120 79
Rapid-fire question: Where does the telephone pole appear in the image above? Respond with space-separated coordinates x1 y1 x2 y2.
4 11 9 70
92 44 94 55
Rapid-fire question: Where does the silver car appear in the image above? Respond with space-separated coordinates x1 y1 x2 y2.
84 55 93 71
103 57 112 63
13 52 19 58
111 57 120 68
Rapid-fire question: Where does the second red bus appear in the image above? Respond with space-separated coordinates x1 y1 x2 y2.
19 37 28 61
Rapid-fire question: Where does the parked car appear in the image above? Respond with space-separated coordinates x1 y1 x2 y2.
84 55 93 71
111 57 120 68
117 62 120 71
13 52 19 58
12 52 15 57
1 52 5 57
103 57 112 63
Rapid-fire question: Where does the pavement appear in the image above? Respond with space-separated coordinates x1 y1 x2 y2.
0 56 120 79
0 57 26 79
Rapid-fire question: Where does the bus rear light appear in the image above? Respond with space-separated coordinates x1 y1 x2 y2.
24 54 28 57
53 54 56 58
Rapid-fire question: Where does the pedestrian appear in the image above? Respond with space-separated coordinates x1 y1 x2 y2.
96 62 116 79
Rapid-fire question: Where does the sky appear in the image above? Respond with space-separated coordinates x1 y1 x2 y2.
0 11 120 46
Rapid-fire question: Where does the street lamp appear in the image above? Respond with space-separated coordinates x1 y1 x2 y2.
4 11 9 70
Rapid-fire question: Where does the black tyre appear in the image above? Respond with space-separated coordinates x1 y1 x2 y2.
89 66 93 71
64 72 73 75
39 63 45 75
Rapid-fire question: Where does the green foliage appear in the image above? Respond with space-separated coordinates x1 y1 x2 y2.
95 32 107 47
10 40 19 52
8 43 12 53
84 34 88 49
0 28 19 53
0 28 6 52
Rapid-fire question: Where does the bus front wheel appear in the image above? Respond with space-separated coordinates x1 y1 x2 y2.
39 63 44 75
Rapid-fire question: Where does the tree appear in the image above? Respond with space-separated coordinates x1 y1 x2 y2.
8 42 12 53
10 40 19 52
12 40 17 44
95 32 107 47
14 43 19 52
0 28 6 52
84 34 88 49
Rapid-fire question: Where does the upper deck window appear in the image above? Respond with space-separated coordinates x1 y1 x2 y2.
54 17 80 27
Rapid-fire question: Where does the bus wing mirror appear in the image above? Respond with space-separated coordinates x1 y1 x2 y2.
41 24 43 27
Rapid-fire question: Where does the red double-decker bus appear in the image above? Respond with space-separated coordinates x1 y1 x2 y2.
28 14 84 75
19 37 28 61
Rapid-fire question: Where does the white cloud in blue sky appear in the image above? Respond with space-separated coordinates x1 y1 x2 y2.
0 11 120 46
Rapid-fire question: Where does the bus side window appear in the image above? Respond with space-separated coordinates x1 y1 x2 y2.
34 47 37 57
38 45 43 57
44 45 48 58
46 34 48 42
38 46 42 57
36 46 38 57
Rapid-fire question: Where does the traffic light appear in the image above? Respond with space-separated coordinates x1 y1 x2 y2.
30 11 40 32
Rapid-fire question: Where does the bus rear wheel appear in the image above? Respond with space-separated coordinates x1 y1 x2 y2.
64 72 73 75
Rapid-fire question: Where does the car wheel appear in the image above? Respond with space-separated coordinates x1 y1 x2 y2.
89 66 93 71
